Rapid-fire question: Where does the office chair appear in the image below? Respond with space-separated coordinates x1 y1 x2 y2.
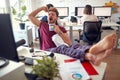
75 21 102 45
38 29 41 49
16 39 26 48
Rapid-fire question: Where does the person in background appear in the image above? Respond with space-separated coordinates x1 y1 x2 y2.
80 4 98 24
79 4 99 41
29 7 72 50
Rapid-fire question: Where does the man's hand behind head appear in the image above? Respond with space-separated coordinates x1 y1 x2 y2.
42 6 48 12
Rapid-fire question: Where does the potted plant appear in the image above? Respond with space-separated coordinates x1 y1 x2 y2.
12 5 29 30
27 56 59 80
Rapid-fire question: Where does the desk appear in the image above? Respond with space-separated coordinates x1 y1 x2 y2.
65 22 120 48
0 61 26 80
17 46 107 80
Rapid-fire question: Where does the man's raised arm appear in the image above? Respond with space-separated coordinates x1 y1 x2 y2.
28 6 48 27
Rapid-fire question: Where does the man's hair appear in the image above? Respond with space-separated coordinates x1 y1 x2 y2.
48 7 59 17
83 4 92 15
46 3 54 9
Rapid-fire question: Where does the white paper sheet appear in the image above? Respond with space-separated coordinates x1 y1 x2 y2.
59 60 90 80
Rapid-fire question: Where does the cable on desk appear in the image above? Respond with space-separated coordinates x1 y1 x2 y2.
0 57 9 68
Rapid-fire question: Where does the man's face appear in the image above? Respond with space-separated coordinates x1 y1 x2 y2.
48 11 58 24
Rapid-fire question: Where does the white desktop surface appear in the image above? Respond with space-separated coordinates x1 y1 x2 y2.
0 60 26 80
17 46 107 80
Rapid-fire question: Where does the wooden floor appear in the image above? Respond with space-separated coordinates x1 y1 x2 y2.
103 49 120 80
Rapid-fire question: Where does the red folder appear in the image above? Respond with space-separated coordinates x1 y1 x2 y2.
82 61 98 75
64 59 77 63
64 59 98 75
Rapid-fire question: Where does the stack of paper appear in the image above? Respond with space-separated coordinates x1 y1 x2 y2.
59 59 90 80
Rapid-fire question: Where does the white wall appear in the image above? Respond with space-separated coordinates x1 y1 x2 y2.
31 0 120 22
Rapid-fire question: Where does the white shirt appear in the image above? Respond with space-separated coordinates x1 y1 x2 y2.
80 14 98 24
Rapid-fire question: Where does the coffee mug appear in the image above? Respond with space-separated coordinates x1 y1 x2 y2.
49 24 54 31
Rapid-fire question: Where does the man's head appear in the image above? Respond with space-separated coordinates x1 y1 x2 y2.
44 4 54 12
48 7 59 24
46 3 54 9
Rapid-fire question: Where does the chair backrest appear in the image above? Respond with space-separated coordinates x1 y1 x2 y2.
82 21 102 45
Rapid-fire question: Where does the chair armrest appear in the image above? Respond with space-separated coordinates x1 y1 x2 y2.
16 39 26 48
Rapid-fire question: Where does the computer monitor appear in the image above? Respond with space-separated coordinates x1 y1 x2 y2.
56 7 69 19
75 7 94 17
0 14 19 62
37 7 69 19
75 7 84 17
94 7 112 17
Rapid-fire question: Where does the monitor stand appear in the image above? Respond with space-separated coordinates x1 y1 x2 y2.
0 57 9 68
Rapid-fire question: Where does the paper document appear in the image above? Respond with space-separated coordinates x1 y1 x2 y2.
59 59 90 80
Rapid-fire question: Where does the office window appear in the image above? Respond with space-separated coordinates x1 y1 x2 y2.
0 8 5 13
0 0 6 13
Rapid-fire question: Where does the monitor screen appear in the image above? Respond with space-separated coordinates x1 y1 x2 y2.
75 7 94 17
56 7 69 19
0 14 19 62
37 7 69 19
94 7 112 17
75 7 84 17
